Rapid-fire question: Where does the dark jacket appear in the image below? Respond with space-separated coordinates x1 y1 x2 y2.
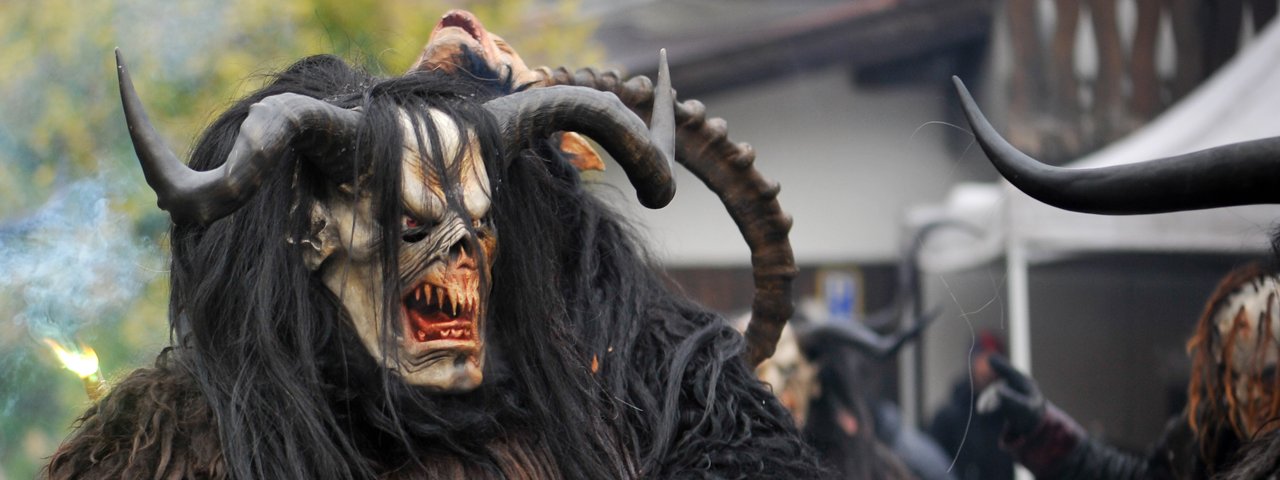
928 381 1015 480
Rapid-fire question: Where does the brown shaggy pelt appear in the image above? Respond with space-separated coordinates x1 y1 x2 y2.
43 350 226 479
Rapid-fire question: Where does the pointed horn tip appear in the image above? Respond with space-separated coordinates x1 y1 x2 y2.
656 49 670 88
115 49 133 83
951 76 975 105
950 76 989 137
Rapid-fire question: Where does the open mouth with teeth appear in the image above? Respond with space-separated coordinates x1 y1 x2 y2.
438 11 484 42
402 281 479 346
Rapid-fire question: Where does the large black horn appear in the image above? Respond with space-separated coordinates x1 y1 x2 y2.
117 49 363 225
483 50 675 209
953 76 1280 215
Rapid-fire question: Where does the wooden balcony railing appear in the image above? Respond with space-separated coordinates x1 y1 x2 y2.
1004 0 1277 164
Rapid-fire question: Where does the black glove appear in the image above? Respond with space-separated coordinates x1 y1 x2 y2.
976 354 1045 437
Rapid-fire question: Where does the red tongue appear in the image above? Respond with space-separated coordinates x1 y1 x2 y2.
412 312 439 340
408 308 472 343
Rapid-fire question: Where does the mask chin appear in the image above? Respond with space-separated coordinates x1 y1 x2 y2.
398 349 486 392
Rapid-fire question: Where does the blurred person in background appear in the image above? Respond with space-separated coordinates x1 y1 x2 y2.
979 262 1280 479
928 330 1016 480
751 308 955 479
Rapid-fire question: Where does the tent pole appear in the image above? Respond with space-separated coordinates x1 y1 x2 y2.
1007 240 1033 480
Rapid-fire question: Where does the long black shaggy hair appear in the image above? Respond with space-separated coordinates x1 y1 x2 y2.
46 51 822 479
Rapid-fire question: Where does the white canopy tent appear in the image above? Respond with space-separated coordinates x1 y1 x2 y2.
909 19 1280 384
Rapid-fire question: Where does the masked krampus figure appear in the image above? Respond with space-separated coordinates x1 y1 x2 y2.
44 12 822 479
951 78 1280 479
776 223 958 480
959 263 1280 479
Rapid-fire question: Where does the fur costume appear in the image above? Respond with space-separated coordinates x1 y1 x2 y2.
44 12 822 479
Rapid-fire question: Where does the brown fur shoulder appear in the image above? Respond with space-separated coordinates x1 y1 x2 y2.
42 350 226 479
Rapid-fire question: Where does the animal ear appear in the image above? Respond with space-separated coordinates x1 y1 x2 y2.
556 132 606 172
300 202 340 271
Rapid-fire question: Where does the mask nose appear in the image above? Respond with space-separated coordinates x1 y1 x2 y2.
448 240 477 269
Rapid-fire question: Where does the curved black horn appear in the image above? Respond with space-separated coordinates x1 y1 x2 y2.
953 76 1280 215
483 50 675 209
117 49 363 225
797 313 937 360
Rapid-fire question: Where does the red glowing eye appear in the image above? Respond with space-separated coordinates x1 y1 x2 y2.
404 216 421 229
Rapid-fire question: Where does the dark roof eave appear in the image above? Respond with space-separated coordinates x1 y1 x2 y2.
612 0 995 96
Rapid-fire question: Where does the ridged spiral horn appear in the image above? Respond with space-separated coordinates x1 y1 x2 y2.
531 56 796 366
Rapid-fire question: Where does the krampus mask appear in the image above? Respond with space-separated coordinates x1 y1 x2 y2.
117 47 676 391
58 10 816 479
1186 263 1280 462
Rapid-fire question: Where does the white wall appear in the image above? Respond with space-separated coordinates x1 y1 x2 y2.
594 65 980 266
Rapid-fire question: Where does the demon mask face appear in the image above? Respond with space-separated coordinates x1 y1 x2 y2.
1208 272 1280 436
115 42 676 392
304 109 496 390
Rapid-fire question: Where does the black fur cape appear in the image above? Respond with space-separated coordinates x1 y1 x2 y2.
43 53 824 479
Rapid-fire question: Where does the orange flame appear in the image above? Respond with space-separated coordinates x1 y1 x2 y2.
43 338 100 378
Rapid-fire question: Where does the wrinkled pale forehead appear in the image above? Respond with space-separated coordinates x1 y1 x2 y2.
397 108 491 219
1214 275 1280 371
